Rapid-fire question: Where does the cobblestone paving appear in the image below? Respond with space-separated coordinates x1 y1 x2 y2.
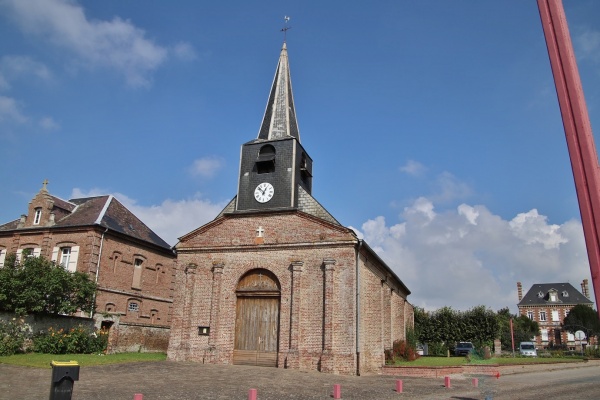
0 360 598 400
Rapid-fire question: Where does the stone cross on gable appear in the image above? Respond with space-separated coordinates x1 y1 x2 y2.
256 226 265 237
42 179 49 191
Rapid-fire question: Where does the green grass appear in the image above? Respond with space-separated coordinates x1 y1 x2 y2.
388 356 585 367
0 352 167 368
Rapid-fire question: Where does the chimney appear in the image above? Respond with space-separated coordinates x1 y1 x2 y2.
581 279 590 299
517 282 523 301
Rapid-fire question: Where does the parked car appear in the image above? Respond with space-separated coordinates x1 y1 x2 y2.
454 342 474 356
519 341 537 357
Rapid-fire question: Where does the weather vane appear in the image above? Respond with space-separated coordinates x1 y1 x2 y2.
281 16 291 42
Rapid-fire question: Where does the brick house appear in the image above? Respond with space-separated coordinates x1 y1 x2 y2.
517 280 594 349
167 43 414 375
0 182 176 352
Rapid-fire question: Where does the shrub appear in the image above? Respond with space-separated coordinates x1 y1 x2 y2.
32 325 108 354
388 339 420 362
0 318 32 356
426 341 449 356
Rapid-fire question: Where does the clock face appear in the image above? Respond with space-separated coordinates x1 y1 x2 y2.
254 182 274 203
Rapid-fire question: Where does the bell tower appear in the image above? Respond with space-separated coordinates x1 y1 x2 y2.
235 42 313 212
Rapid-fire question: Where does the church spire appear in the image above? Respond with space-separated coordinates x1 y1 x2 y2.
257 42 300 142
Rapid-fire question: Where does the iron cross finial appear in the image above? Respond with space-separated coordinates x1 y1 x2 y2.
281 16 291 42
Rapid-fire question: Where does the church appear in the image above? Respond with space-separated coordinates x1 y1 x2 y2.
167 42 414 375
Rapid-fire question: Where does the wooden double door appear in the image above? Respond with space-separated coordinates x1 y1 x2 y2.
233 269 280 367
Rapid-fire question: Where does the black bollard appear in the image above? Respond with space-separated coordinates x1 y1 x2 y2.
49 361 80 400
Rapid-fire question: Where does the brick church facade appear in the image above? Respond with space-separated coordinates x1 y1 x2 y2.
0 182 176 352
167 42 414 375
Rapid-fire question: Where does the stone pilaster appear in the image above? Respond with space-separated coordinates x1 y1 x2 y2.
206 262 224 362
286 261 303 368
321 258 336 373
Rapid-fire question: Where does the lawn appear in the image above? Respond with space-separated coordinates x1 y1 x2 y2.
0 352 167 368
389 356 585 367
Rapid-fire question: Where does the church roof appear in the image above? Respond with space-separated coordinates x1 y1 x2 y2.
215 187 340 226
518 282 593 307
256 42 300 142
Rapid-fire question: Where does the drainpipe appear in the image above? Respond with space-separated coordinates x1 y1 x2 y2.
355 239 363 376
91 228 108 318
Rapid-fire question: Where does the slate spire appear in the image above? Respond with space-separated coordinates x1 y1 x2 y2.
257 42 300 142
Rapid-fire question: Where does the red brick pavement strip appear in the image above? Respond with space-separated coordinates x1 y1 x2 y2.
0 360 597 400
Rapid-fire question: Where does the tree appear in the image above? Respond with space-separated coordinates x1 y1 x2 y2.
562 304 600 341
496 308 540 351
414 305 499 351
0 252 96 316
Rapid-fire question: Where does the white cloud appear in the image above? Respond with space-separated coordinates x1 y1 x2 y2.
0 55 52 86
357 198 591 313
188 156 224 178
39 116 60 131
2 0 169 87
575 27 600 65
431 171 472 203
0 95 28 123
400 160 426 176
173 42 198 61
71 188 227 246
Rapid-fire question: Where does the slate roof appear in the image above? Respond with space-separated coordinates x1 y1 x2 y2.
518 282 593 307
215 188 340 227
0 195 171 251
257 42 300 142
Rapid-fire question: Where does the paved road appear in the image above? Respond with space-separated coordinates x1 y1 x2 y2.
1 360 599 399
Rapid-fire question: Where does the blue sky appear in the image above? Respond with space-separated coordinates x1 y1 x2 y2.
1 0 600 313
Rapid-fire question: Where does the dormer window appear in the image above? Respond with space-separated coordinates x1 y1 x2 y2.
549 289 558 302
256 145 275 174
562 290 569 297
33 208 42 225
537 291 544 298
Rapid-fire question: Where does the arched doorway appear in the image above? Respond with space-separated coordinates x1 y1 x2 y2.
233 269 280 367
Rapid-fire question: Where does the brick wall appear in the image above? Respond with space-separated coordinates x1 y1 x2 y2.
168 211 413 375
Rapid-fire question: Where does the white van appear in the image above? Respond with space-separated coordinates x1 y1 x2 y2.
519 342 537 357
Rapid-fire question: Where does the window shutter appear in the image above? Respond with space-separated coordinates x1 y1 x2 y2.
33 247 41 258
16 249 23 262
0 249 5 267
51 247 59 262
67 246 79 272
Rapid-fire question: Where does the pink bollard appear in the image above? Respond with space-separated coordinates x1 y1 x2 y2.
333 384 341 399
248 388 257 400
395 379 403 393
444 376 451 388
472 378 478 387
133 395 143 400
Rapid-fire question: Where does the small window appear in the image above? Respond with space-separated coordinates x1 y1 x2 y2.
128 302 139 312
33 208 42 225
551 310 559 321
537 291 544 298
60 247 71 268
562 290 569 297
132 258 143 290
539 311 547 322
527 311 534 320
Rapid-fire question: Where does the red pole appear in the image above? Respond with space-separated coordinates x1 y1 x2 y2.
510 318 515 356
537 0 600 317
